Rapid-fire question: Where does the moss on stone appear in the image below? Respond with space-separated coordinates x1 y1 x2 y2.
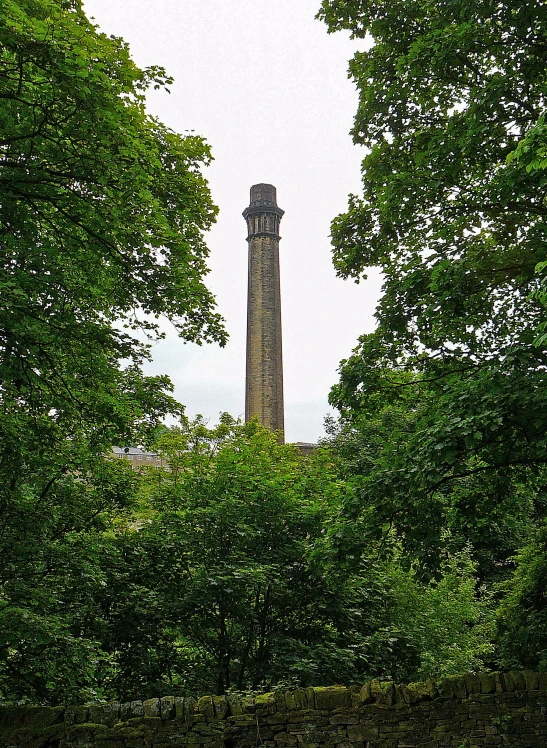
509 670 527 690
160 695 175 720
284 691 297 711
143 698 161 718
212 695 229 719
1 671 545 748
464 673 480 695
478 672 495 694
24 705 64 729
376 682 395 706
185 696 197 716
443 675 466 700
522 670 539 690
404 681 431 704
255 692 275 713
226 694 243 716
313 687 351 710
197 696 215 720
358 682 372 705
67 722 110 734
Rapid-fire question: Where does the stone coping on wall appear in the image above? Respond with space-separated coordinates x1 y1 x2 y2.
1 670 546 747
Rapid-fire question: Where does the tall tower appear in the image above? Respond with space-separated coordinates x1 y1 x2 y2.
243 184 285 441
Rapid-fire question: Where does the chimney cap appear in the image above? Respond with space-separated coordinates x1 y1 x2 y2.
250 183 277 206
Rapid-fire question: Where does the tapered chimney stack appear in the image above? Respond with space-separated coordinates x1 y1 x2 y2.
243 184 285 441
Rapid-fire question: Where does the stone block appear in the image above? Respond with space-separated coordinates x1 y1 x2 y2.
285 691 297 711
464 673 481 695
197 696 215 720
130 701 144 718
508 670 526 691
160 696 175 720
294 689 311 711
491 671 503 693
241 696 256 714
89 704 112 725
348 725 380 741
425 678 438 699
305 688 316 710
329 715 358 724
403 682 431 705
267 714 289 725
438 678 454 699
287 711 312 724
377 683 396 706
275 732 298 745
370 680 383 701
175 697 185 720
447 676 467 700
538 672 547 692
359 682 372 705
107 702 121 726
31 705 66 730
479 673 496 694
185 697 197 716
274 691 287 712
213 695 229 719
522 670 539 690
118 702 132 722
313 687 352 711
143 698 161 718
255 692 275 713
65 705 89 725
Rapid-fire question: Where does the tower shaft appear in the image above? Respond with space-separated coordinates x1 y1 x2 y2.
243 184 285 440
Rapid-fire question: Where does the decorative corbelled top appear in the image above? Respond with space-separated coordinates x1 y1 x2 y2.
243 183 284 240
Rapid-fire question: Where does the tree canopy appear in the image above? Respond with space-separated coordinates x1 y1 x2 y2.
75 418 494 701
0 0 225 703
318 0 547 671
1 0 225 442
317 0 547 570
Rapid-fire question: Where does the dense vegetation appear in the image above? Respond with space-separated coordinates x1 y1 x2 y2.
0 0 224 704
1 0 546 705
318 0 547 670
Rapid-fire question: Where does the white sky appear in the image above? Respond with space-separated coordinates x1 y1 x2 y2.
83 0 381 443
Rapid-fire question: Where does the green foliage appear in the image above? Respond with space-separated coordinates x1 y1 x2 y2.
324 375 544 584
385 549 495 680
0 0 521 702
94 417 366 698
318 0 547 590
317 0 547 670
496 523 547 671
0 0 225 704
80 417 493 697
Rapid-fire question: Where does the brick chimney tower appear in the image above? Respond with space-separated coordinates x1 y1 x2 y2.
243 184 285 441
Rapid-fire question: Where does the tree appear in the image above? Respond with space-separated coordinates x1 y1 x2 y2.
85 417 495 699
93 417 366 698
0 0 225 703
1 0 225 447
317 0 547 573
496 521 547 672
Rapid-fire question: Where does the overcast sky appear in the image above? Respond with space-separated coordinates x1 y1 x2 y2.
82 0 381 443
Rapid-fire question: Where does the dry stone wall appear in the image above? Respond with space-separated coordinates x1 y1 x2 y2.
1 671 546 748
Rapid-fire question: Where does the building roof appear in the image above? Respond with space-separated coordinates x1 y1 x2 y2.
112 446 159 457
